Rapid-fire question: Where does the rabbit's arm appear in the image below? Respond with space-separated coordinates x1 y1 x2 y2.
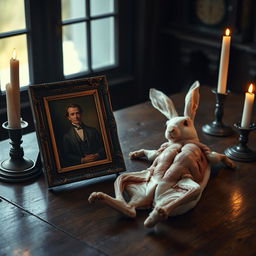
197 143 236 168
207 152 236 168
129 149 159 161
129 142 171 161
186 140 236 168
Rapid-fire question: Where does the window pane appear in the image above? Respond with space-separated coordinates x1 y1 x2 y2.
90 0 114 16
0 0 26 33
61 0 86 21
62 23 88 76
0 35 29 91
91 18 115 70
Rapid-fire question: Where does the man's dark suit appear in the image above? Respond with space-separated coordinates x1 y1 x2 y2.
62 123 106 166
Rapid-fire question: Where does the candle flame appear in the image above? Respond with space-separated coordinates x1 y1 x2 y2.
225 28 231 36
12 48 17 60
248 83 254 93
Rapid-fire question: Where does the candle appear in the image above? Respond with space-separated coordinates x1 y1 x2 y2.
6 49 21 128
241 84 255 128
10 49 20 93
217 28 231 94
6 83 20 128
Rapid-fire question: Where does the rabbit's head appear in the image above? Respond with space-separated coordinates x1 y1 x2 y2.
149 81 200 143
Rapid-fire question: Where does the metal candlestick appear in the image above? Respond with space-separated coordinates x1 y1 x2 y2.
202 89 233 136
0 120 42 182
224 123 256 162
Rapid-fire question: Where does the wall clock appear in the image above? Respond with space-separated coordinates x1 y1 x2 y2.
195 0 226 26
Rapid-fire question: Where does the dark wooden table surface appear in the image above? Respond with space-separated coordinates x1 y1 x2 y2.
1 86 256 256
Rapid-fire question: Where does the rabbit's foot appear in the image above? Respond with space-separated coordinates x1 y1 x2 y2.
89 192 136 217
144 207 168 228
129 149 145 159
88 192 106 203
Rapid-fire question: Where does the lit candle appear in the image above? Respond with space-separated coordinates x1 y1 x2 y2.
6 49 21 128
217 28 231 94
241 84 255 129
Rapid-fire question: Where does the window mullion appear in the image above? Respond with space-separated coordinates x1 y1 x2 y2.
86 0 92 72
114 0 119 68
25 0 50 84
24 0 34 84
45 0 63 82
26 0 63 84
0 29 27 39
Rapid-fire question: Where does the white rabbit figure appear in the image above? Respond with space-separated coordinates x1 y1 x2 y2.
88 81 235 228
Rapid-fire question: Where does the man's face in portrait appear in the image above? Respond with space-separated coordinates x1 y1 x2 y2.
67 107 82 125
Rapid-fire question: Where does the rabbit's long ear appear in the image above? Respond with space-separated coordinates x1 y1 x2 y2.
150 88 178 119
184 81 200 121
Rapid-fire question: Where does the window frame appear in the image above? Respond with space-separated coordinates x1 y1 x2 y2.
0 0 135 142
61 2 118 77
0 0 134 127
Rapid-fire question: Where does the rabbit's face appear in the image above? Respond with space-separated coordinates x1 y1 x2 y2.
165 116 198 142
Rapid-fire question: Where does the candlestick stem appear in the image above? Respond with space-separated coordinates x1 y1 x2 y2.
202 89 233 136
0 121 42 182
224 123 256 162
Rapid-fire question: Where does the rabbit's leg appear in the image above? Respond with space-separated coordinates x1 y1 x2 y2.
89 170 152 217
114 170 151 200
144 178 200 227
89 191 137 217
126 179 157 210
90 182 155 217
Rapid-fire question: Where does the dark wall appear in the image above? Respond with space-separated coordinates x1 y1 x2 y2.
152 0 256 95
2 0 256 140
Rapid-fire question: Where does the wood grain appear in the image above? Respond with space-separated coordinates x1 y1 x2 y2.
0 198 105 255
0 86 256 255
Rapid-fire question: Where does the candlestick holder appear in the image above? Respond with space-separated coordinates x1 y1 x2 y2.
0 120 42 183
202 89 233 136
224 123 256 162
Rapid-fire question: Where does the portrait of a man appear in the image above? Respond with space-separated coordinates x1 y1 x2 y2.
30 77 125 187
62 103 106 167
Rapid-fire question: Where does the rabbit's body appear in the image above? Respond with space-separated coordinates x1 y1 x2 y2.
89 81 235 228
155 142 208 184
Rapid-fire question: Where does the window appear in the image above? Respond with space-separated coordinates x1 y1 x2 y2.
0 0 132 94
0 0 30 91
0 0 135 141
62 0 116 76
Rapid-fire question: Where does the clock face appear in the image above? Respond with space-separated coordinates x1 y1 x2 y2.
195 0 226 26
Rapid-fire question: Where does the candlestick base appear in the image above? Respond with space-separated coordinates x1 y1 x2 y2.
0 121 42 183
0 158 41 183
202 89 233 137
224 146 256 162
224 123 256 162
202 122 233 136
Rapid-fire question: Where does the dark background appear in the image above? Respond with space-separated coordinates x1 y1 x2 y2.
1 0 256 139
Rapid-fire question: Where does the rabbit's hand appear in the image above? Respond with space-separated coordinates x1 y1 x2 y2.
129 149 161 161
129 149 146 159
220 154 236 168
207 152 236 169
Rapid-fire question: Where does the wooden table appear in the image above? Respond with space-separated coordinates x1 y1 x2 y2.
1 86 256 256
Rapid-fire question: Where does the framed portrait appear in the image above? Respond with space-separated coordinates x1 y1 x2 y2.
28 76 126 187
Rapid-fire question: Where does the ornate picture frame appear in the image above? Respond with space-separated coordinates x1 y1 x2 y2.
28 76 126 187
